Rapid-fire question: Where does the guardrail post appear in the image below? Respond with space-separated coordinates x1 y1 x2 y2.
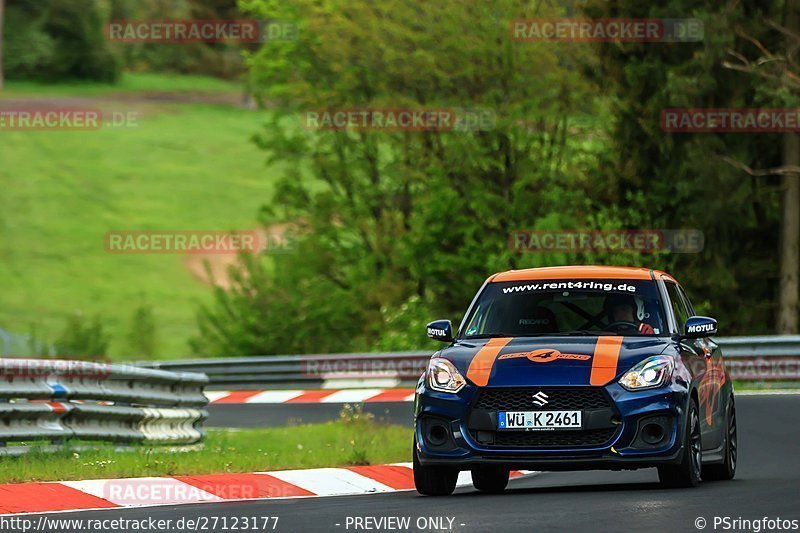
1 397 8 448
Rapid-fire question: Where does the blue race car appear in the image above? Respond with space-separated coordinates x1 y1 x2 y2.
414 266 736 495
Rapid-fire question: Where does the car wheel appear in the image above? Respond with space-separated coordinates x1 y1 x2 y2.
471 467 510 493
703 398 737 481
413 440 458 496
658 398 702 488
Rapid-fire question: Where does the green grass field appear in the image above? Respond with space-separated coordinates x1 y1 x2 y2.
2 72 243 97
0 420 412 484
0 73 297 358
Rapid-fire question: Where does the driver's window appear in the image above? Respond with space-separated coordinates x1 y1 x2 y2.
665 282 690 334
464 299 493 336
677 285 696 316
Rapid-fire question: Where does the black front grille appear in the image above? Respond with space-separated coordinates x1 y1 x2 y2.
473 387 611 411
475 428 617 448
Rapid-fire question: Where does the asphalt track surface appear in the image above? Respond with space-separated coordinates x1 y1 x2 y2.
15 394 800 533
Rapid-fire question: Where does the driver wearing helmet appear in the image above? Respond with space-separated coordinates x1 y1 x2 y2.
603 294 654 334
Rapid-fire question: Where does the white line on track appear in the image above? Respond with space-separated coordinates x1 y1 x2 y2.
263 468 396 496
245 390 305 403
320 389 385 403
203 391 231 403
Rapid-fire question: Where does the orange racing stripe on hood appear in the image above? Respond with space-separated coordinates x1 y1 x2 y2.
466 337 513 387
590 336 624 386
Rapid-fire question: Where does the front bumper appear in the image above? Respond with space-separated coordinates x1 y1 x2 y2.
415 381 688 471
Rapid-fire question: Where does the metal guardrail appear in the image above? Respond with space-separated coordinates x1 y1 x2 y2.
719 336 800 381
141 352 431 390
139 336 800 389
713 335 800 356
0 359 209 455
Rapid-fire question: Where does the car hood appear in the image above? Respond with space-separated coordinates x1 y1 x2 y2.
438 336 672 387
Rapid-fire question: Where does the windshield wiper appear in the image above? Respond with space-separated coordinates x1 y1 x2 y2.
549 330 616 336
462 333 519 339
462 332 571 339
462 330 618 339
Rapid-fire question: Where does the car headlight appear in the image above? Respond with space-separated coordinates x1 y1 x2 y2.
618 355 674 391
426 358 466 393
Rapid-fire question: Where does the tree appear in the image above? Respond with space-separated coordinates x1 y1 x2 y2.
2 0 119 82
127 302 158 357
194 0 605 355
195 0 796 354
718 2 800 333
43 0 120 82
779 0 800 333
54 313 111 360
586 0 787 333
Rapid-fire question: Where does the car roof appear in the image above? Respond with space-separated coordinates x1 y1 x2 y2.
490 265 676 283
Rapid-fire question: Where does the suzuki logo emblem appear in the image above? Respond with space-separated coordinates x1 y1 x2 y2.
532 391 549 407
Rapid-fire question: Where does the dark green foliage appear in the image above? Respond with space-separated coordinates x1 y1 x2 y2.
584 0 787 333
109 0 245 79
3 0 247 81
126 302 158 357
191 253 363 356
4 0 120 81
188 0 796 354
54 312 111 359
3 0 56 78
42 0 120 82
195 0 617 355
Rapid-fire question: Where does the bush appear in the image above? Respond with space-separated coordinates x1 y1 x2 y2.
41 0 121 82
3 0 120 82
126 302 157 357
54 312 111 359
3 3 56 78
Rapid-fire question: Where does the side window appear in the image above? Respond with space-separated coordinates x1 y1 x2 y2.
665 282 691 334
465 298 496 335
677 285 695 316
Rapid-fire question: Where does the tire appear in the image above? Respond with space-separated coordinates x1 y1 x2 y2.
413 441 458 496
471 467 510 493
658 398 702 488
703 398 737 481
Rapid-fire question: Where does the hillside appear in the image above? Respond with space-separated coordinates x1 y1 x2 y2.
0 74 285 358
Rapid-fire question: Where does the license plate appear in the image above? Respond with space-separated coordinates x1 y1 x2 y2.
498 410 582 430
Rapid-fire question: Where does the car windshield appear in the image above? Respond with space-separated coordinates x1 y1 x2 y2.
461 279 666 338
